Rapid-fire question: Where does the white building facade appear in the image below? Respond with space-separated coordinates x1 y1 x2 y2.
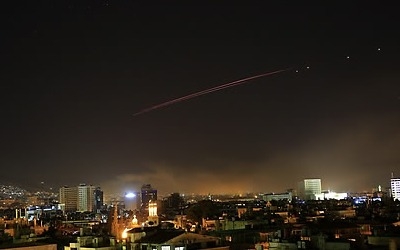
78 184 96 212
298 179 322 200
59 184 100 212
391 178 400 201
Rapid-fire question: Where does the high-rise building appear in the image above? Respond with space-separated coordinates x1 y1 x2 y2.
94 187 104 213
59 184 103 213
298 178 322 200
140 184 157 212
391 177 400 201
59 186 78 212
78 184 96 212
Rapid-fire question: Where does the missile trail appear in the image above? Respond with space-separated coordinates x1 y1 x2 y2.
133 68 290 116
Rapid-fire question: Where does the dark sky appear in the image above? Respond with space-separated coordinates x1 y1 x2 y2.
1 1 399 197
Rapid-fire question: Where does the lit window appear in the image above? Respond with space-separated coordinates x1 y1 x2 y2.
174 247 184 250
162 246 171 250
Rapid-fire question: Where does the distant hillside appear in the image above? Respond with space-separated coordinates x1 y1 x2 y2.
0 184 27 199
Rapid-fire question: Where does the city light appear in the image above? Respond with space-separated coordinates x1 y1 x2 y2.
122 228 129 239
125 192 136 198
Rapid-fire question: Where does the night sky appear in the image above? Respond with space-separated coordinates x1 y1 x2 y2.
1 1 399 196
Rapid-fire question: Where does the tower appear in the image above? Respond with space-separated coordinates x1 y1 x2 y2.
111 204 120 239
147 201 159 226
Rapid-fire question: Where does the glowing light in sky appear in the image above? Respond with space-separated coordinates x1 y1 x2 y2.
125 192 136 198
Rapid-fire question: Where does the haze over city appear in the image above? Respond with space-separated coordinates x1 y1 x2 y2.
1 2 399 196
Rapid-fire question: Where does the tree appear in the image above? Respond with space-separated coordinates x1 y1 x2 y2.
186 200 220 223
0 231 12 244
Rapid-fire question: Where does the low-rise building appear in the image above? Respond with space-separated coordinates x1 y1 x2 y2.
126 227 227 250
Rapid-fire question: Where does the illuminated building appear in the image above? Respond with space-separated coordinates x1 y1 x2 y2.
390 177 400 201
59 184 103 212
314 191 347 200
147 201 159 226
262 192 292 202
298 178 322 200
140 184 157 212
78 184 96 212
59 186 78 212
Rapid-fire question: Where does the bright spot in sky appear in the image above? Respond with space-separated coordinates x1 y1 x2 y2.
125 192 136 198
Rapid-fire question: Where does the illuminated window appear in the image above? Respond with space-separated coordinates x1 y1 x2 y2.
174 247 184 250
162 246 171 250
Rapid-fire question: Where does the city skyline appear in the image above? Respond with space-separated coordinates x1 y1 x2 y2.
1 2 399 195
0 175 394 199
